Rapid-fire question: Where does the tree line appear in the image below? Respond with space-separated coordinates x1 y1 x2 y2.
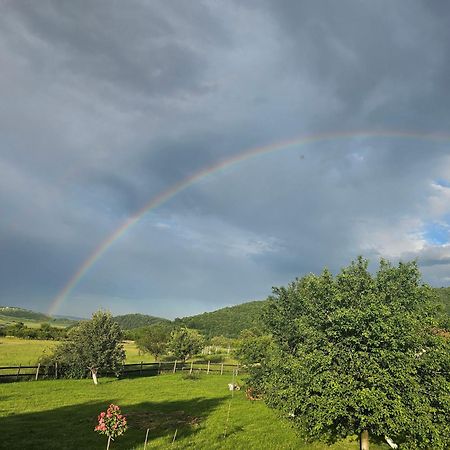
0 322 68 340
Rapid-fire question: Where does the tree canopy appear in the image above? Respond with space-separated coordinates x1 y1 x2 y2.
50 311 125 384
167 327 204 361
135 323 172 360
253 257 449 450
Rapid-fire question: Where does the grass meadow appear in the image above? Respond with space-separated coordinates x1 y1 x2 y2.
0 337 237 366
0 338 146 366
0 374 390 450
0 337 58 366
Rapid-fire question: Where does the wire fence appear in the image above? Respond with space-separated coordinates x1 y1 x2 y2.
0 360 242 383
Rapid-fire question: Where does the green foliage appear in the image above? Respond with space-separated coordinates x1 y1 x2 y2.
235 329 274 395
49 311 125 379
257 257 450 449
177 300 266 338
436 287 450 312
135 323 172 360
436 287 450 328
112 313 169 330
167 327 204 361
0 322 67 340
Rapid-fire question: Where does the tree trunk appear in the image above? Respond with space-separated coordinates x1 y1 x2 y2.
360 430 369 450
91 368 98 385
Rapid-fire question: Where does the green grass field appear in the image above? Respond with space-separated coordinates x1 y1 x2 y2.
0 338 147 366
0 338 237 367
0 337 58 366
0 374 389 450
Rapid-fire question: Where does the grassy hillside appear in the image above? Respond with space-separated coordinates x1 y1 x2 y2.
0 306 50 322
178 300 267 338
0 306 76 329
113 313 169 330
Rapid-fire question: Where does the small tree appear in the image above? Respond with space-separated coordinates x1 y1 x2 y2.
258 257 450 450
136 324 171 361
52 311 125 384
167 327 204 362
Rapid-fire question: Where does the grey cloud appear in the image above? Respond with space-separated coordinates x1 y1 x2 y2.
0 1 449 317
2 0 227 101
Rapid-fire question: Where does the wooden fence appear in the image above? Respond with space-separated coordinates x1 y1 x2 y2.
0 360 241 383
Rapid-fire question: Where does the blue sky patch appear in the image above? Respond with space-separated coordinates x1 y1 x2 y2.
423 222 450 245
435 179 450 188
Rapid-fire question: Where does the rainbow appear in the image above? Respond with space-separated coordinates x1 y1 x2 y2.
47 129 450 315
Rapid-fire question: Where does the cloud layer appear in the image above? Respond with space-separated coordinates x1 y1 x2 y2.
1 0 449 318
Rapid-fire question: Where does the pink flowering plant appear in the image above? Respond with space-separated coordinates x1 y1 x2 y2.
94 404 127 449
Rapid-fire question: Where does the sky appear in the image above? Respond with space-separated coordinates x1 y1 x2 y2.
1 0 449 319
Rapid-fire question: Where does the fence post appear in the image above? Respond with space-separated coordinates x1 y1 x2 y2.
207 360 210 374
236 365 239 375
55 362 58 379
16 364 21 381
173 360 177 373
220 363 224 375
35 363 40 381
189 361 193 374
158 361 161 374
140 361 143 376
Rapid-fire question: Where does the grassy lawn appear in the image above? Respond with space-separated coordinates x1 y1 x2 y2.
0 374 389 450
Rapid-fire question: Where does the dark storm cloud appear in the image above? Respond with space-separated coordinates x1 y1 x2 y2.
0 0 449 317
262 1 447 125
3 0 226 100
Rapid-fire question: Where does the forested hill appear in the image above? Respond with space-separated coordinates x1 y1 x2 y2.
113 313 170 330
2 286 448 337
177 287 450 338
177 300 267 338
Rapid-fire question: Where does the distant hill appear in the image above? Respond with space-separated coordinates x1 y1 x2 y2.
178 300 267 338
113 313 170 330
2 285 448 338
53 314 86 321
0 306 50 321
0 306 77 328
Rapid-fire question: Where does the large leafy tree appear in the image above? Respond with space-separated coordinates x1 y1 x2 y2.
136 323 172 361
167 327 204 362
52 311 125 384
258 257 449 450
